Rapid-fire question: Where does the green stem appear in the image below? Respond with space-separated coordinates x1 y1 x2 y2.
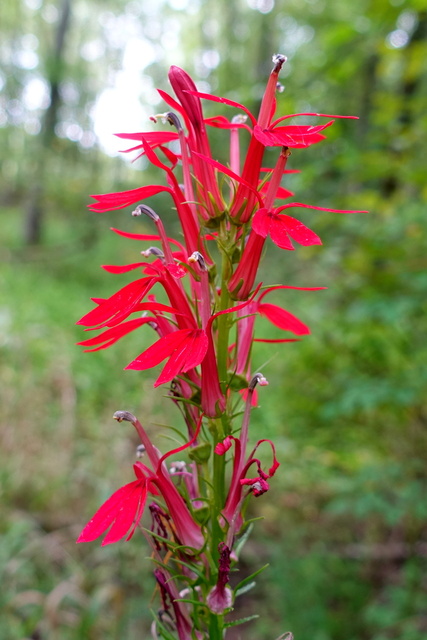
206 220 237 639
216 220 235 396
211 422 226 563
209 612 224 639
216 273 231 394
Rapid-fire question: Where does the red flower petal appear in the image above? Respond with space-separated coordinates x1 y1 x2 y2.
270 214 322 248
76 477 147 545
166 263 187 279
258 302 310 335
77 278 156 329
191 151 263 206
157 88 190 127
185 90 256 126
271 112 358 126
125 329 208 386
101 262 148 274
253 122 333 148
115 130 178 144
252 208 271 239
126 331 187 370
159 144 180 168
215 436 233 455
275 202 368 215
89 185 170 212
253 338 300 343
102 482 147 546
204 115 252 133
258 284 327 303
78 317 154 352
252 209 295 250
155 330 208 386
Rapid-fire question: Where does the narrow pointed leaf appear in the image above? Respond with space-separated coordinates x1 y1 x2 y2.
224 615 260 628
233 564 270 594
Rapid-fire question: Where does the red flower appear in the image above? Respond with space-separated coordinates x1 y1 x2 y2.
77 412 204 549
229 202 366 299
252 202 366 250
252 206 321 250
216 434 280 534
76 463 148 546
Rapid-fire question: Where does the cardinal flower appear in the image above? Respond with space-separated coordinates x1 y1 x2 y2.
252 202 367 250
77 411 204 550
229 201 366 299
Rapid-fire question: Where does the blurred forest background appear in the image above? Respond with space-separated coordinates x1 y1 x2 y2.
1 0 426 638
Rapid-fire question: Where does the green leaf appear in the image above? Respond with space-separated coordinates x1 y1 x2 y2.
234 580 256 597
168 556 207 581
224 614 259 628
234 522 254 556
150 609 177 640
174 598 206 607
234 564 269 594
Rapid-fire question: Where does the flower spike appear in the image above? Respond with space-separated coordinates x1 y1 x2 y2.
76 55 365 637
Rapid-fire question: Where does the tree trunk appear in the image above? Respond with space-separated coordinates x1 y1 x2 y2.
24 0 72 245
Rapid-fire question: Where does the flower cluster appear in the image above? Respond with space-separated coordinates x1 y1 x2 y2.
76 54 364 639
